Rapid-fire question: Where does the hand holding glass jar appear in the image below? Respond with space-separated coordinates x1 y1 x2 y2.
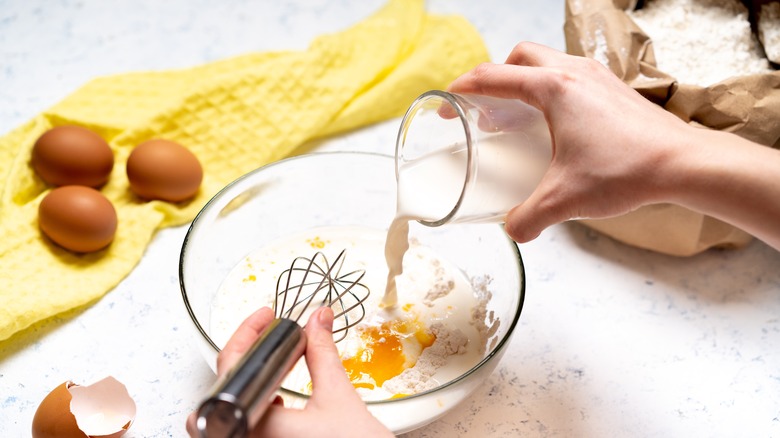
399 42 780 251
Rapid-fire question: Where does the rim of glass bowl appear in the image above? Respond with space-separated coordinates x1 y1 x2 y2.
178 150 526 405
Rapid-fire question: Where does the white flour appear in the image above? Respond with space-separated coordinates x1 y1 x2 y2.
383 323 468 394
759 2 780 62
367 246 492 399
352 233 493 400
420 246 456 306
470 275 500 353
628 0 772 85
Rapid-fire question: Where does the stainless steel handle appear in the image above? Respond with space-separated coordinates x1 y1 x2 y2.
196 318 306 438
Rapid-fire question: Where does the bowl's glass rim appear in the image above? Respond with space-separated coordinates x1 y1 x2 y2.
178 150 526 405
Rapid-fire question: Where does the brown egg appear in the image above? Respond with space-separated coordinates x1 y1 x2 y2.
126 139 203 202
32 377 136 438
32 125 114 188
38 186 118 253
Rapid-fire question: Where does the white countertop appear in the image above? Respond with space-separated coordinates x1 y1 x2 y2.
2 1 780 437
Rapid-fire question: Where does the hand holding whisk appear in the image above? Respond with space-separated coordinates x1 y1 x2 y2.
195 249 370 438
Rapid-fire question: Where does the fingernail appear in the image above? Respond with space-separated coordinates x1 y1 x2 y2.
316 306 334 329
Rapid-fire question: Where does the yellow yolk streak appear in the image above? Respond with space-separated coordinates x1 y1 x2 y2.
342 316 436 391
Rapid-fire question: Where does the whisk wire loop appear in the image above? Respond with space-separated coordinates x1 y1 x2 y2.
273 249 369 341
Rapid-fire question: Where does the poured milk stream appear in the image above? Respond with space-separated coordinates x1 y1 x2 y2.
384 135 548 304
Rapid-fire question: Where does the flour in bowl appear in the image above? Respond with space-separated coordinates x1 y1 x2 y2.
209 225 496 401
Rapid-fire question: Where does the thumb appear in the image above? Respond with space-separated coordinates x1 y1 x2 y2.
217 307 276 376
505 201 545 243
504 175 572 243
303 307 361 404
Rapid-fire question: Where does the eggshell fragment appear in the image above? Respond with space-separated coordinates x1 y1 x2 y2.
32 125 114 188
38 186 118 253
126 139 203 202
32 377 136 438
69 377 136 438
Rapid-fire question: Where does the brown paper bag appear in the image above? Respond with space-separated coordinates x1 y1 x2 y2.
564 0 780 256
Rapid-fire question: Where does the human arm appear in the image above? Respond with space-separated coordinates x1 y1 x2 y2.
659 127 780 251
447 42 780 250
186 306 393 438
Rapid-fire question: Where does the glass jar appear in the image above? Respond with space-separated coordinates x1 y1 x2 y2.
395 90 552 226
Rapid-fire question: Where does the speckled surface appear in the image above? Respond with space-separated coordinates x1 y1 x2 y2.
2 1 780 437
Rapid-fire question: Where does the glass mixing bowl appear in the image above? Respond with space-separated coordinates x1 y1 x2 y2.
179 151 525 434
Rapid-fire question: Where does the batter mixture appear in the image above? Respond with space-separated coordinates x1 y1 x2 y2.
210 225 494 400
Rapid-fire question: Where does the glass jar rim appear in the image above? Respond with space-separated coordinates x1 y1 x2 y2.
394 90 476 227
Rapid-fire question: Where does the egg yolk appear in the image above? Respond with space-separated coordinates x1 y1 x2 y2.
342 317 436 390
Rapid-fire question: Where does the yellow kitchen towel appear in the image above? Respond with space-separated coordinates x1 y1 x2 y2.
0 0 489 342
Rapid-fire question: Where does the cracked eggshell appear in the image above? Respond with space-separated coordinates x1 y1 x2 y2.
32 377 136 438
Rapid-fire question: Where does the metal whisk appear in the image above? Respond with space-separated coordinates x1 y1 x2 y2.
196 249 370 438
274 249 369 342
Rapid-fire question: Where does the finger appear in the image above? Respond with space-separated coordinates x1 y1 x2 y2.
303 307 360 403
216 307 276 375
436 99 460 120
446 42 558 96
248 308 348 438
185 412 197 437
503 41 568 67
450 62 565 112
504 173 576 243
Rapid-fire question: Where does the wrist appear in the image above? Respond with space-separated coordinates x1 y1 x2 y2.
644 122 707 205
659 126 780 249
664 127 760 208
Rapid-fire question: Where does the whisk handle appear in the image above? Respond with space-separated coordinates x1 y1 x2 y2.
196 318 306 438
